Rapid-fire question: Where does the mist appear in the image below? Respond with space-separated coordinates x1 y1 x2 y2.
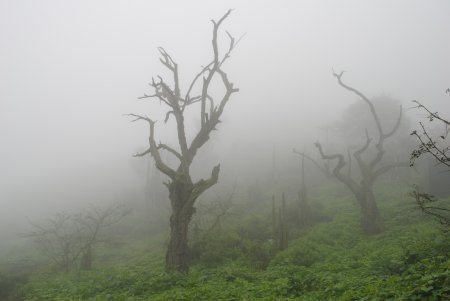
1 1 450 298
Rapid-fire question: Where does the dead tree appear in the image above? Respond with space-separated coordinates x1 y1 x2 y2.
25 212 84 272
26 205 129 272
127 10 240 273
293 149 331 178
314 71 407 235
77 204 130 270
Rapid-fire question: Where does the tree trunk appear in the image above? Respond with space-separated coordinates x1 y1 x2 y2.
166 180 195 273
358 186 383 235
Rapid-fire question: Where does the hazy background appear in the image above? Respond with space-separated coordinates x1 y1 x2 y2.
1 0 449 249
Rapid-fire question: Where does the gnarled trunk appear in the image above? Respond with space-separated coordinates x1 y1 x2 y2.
357 186 382 235
166 208 193 273
313 71 405 236
166 180 195 273
130 11 238 273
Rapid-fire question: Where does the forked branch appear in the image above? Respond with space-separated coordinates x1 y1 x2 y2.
314 142 359 193
293 148 331 177
125 113 176 178
332 70 402 168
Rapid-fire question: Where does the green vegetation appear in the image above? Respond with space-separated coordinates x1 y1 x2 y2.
3 184 449 300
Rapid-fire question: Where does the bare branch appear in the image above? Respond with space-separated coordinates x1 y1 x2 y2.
157 143 182 161
133 148 151 157
158 47 176 72
332 70 384 141
373 161 409 179
200 9 233 128
314 142 359 194
219 31 246 67
184 62 214 109
353 129 372 175
293 148 330 177
410 184 450 227
190 164 221 205
125 114 176 178
412 100 450 126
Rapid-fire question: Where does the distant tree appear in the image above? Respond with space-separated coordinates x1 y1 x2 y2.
26 212 82 272
127 10 241 273
314 71 408 235
409 97 450 227
26 204 128 272
76 204 130 270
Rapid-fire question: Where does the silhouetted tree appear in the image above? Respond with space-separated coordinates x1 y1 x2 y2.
127 10 240 273
26 212 82 272
26 204 129 272
77 204 130 270
315 71 407 235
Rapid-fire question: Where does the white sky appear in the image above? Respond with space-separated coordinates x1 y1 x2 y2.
1 0 449 243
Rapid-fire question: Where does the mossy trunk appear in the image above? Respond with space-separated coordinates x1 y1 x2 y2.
166 179 195 273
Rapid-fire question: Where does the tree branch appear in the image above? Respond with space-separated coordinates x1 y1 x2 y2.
125 114 176 178
314 142 359 194
373 161 409 180
293 148 331 177
332 70 384 139
190 164 221 206
158 143 182 161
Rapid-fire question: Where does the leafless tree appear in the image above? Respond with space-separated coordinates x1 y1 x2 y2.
26 212 84 272
293 149 331 178
76 204 130 270
127 10 240 273
26 204 129 272
314 71 407 235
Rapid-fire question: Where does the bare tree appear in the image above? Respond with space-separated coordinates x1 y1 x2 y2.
76 204 130 270
26 204 129 272
293 149 331 178
26 212 84 272
314 71 407 235
127 10 240 273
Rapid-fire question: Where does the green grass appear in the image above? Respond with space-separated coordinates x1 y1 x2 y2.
12 183 450 300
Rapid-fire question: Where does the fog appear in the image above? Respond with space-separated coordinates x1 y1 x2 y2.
1 0 449 250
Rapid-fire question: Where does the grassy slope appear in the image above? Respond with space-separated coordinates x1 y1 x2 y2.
17 184 450 300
